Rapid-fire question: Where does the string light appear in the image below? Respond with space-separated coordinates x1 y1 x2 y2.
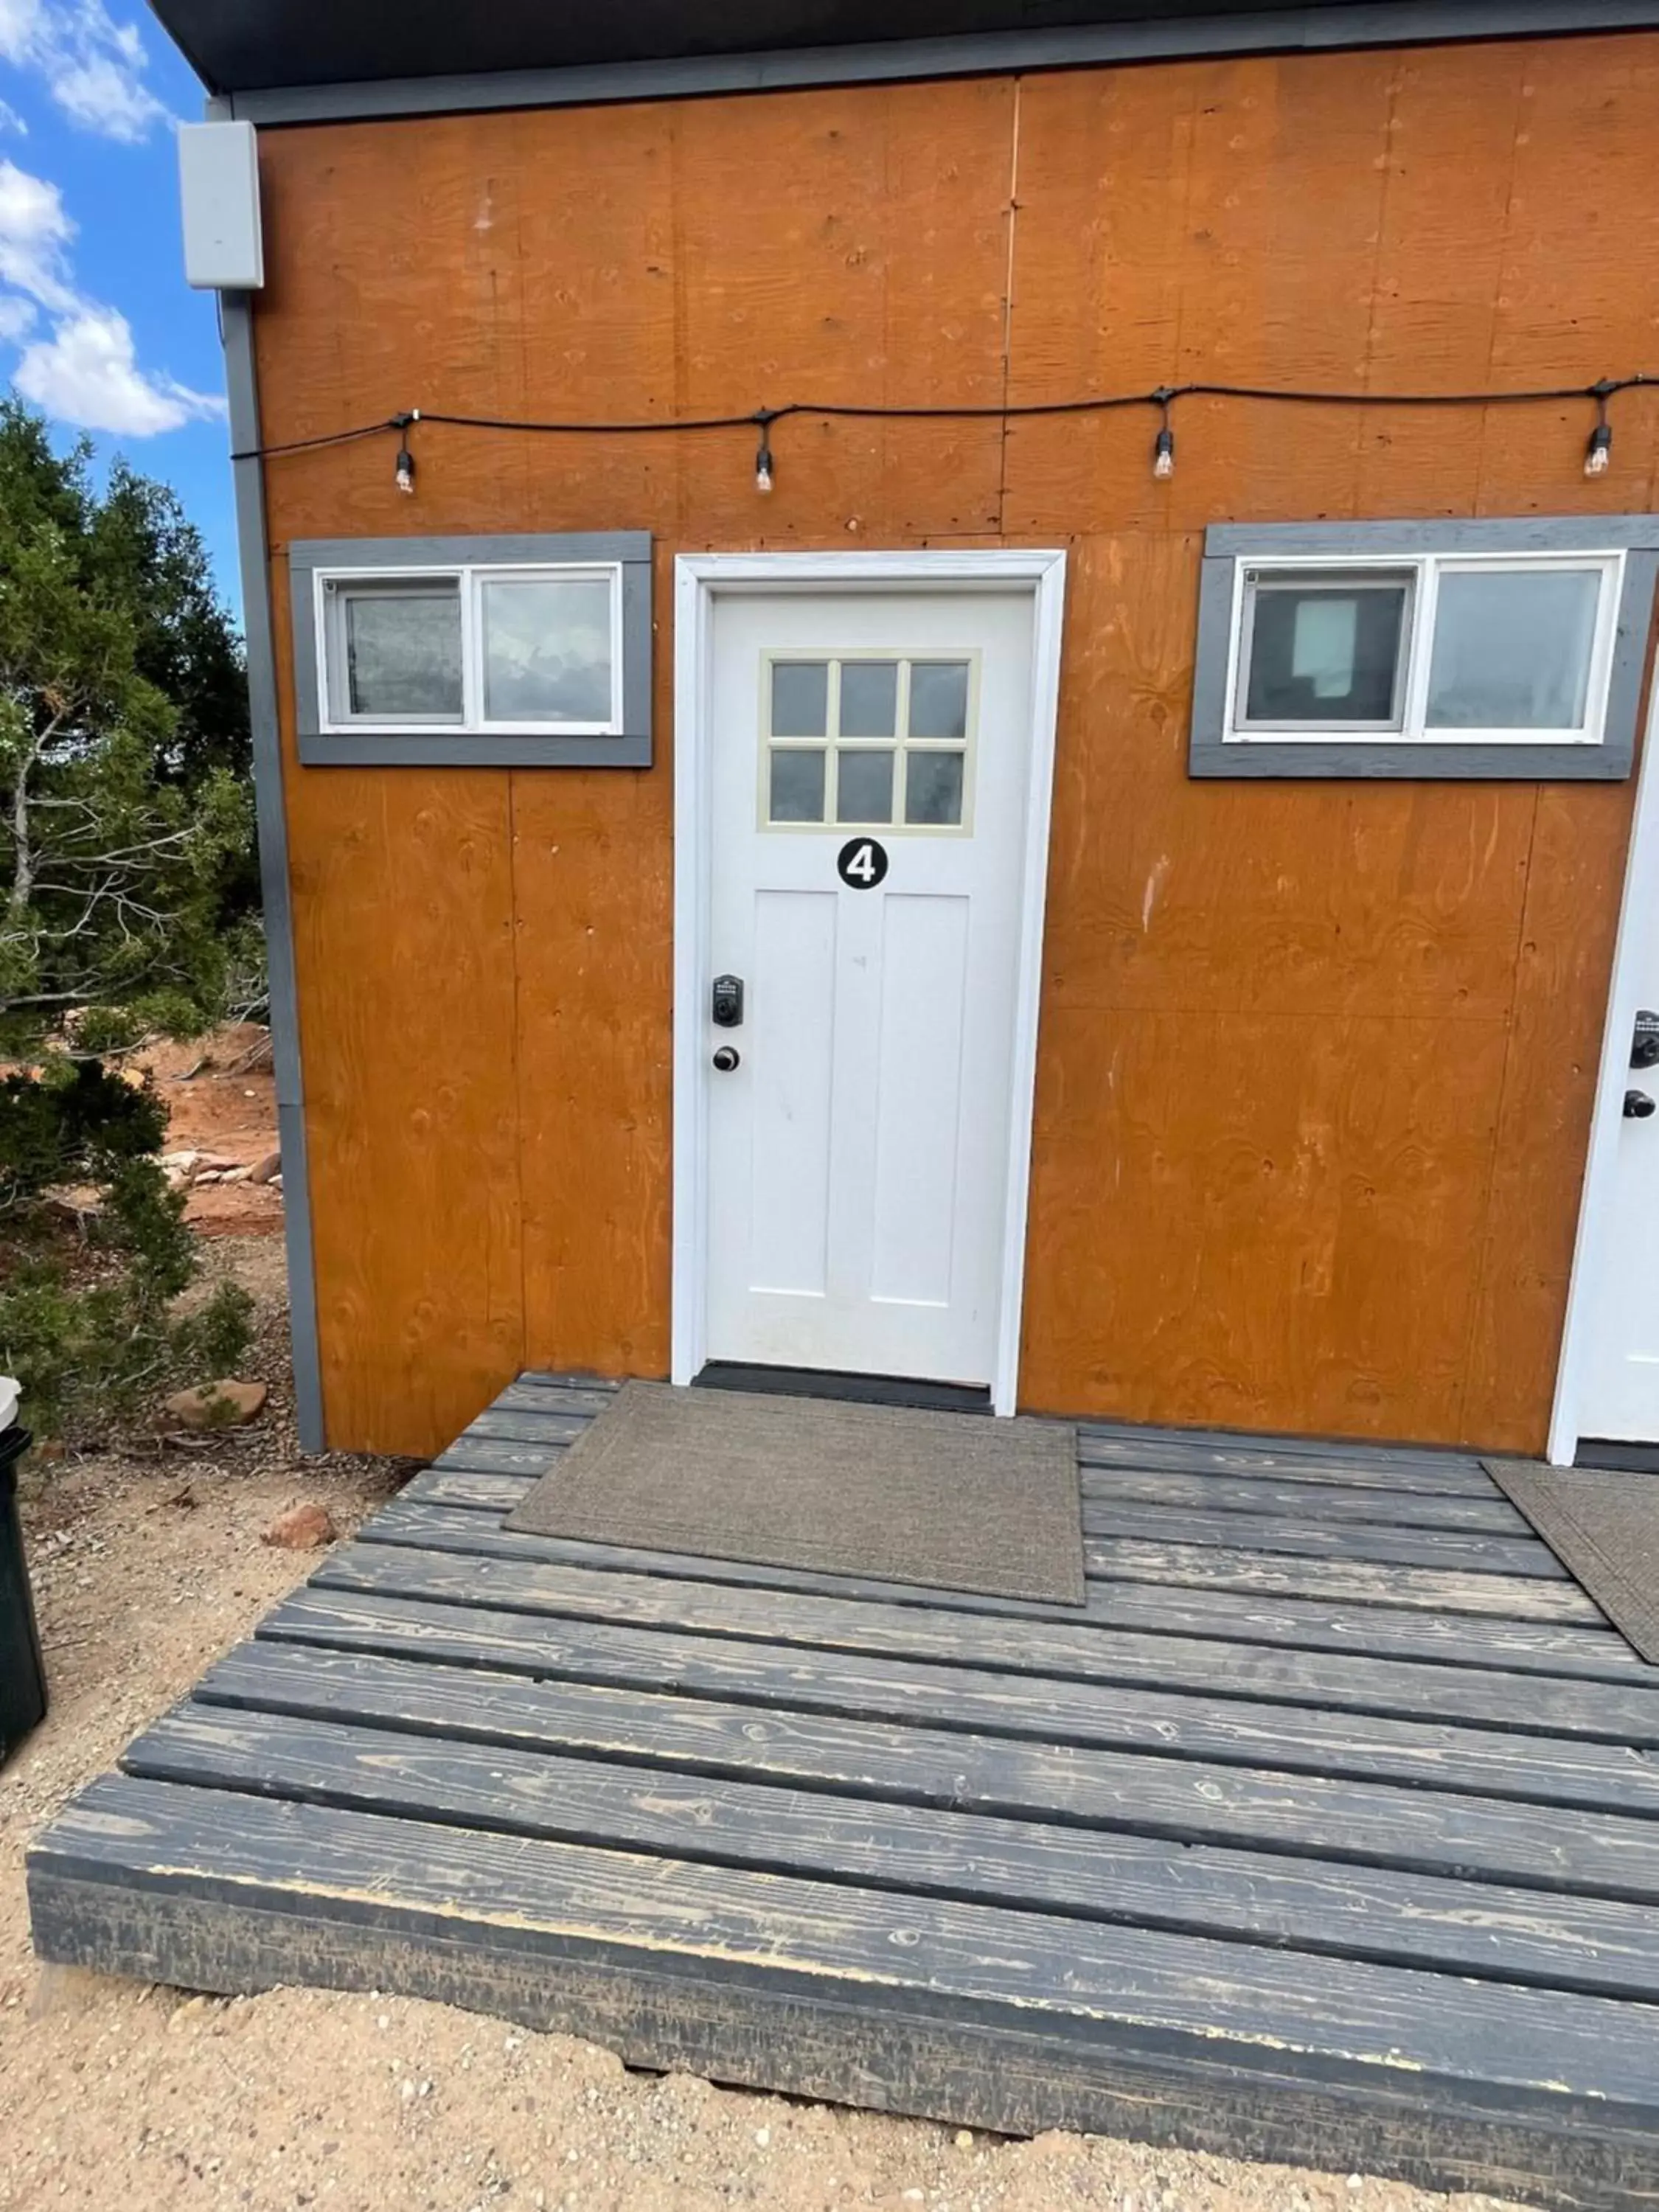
1585 381 1615 478
754 410 776 495
1152 388 1175 480
392 408 419 495
231 375 1658 495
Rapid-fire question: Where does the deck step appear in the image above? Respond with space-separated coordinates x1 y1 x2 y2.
110 1702 1659 2000
28 1771 1659 2208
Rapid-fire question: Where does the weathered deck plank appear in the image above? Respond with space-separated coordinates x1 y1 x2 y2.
35 1774 1659 2106
1084 1425 1504 1495
265 1571 1659 1815
1079 1500 1562 1576
1087 1538 1599 1621
366 1493 1644 1677
122 1703 1659 2000
414 1462 1534 1540
204 1639 1659 1902
1079 1470 1531 1532
344 1506 1659 1741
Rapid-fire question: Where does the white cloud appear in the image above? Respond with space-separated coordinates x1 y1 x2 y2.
0 154 222 434
0 155 74 308
0 1 165 143
14 304 220 433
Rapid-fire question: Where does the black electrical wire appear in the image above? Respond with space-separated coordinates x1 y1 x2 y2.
229 373 1659 464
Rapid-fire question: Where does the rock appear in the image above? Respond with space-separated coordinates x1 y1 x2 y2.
162 1379 268 1430
261 1500 338 1550
248 1148 282 1185
219 1165 252 1183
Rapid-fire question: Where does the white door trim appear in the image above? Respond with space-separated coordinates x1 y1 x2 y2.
1548 661 1659 1465
671 548 1068 1416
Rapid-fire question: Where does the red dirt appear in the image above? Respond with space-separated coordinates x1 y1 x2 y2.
128 1026 282 1240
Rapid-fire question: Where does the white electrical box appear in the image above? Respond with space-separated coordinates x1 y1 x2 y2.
178 120 264 291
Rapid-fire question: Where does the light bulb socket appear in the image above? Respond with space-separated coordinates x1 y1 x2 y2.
1152 425 1176 480
755 436 775 495
394 443 416 494
1585 420 1613 478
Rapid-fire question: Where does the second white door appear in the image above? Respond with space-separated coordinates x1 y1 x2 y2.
702 585 1043 1391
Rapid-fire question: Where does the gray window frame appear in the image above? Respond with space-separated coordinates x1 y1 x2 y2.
1190 518 1659 781
291 531 652 767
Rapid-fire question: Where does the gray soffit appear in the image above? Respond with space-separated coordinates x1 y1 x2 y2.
144 4 1659 122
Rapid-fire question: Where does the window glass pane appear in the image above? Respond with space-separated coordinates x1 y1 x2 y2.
1243 577 1408 726
1425 568 1601 731
771 662 829 737
838 661 898 737
837 748 894 824
908 661 970 740
344 585 462 718
481 574 613 724
769 748 826 823
905 749 964 827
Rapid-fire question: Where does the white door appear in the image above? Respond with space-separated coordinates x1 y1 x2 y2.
699 586 1043 1392
1576 917 1659 1444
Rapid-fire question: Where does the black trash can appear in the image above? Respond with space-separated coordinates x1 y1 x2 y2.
0 1401 46 1764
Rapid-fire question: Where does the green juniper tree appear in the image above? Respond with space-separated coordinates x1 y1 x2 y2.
0 401 257 1439
0 404 258 1048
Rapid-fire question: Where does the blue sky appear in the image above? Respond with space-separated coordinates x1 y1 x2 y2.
0 4 236 605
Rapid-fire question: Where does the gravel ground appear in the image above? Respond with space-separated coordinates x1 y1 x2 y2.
0 1239 1531 2212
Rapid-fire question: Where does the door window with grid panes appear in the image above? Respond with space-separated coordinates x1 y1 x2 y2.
762 653 975 831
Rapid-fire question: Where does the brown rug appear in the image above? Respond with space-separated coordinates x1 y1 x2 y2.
506 1380 1084 1604
1484 1457 1659 1663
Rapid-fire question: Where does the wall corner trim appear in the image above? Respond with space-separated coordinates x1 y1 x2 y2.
220 296 327 1451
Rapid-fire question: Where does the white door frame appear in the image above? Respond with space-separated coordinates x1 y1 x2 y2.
671 548 1068 1415
1549 661 1659 1464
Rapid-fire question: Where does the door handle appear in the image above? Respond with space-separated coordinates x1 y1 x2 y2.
712 1046 741 1073
1625 1089 1656 1119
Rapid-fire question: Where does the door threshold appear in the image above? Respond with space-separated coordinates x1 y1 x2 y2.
693 1362 992 1416
1576 1438 1659 1473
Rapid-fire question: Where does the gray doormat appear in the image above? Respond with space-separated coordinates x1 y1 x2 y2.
1484 1457 1659 1663
506 1380 1084 1605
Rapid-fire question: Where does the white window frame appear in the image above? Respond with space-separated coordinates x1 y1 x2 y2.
313 559 626 739
1221 548 1626 749
756 647 981 836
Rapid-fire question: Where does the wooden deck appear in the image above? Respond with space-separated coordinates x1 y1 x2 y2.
27 1377 1659 2209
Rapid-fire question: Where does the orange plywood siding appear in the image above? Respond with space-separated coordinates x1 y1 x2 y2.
271 594 524 1452
253 35 1659 1454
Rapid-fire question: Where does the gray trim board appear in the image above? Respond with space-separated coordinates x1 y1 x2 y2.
289 532 653 769
1190 516 1659 782
216 5 1659 127
222 296 326 1452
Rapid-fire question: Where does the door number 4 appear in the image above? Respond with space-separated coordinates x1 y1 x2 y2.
836 837 889 890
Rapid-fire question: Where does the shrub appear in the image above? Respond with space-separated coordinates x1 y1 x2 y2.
0 1057 253 1442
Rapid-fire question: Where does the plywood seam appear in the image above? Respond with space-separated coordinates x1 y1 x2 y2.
995 76 1022 538
1471 52 1531 516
